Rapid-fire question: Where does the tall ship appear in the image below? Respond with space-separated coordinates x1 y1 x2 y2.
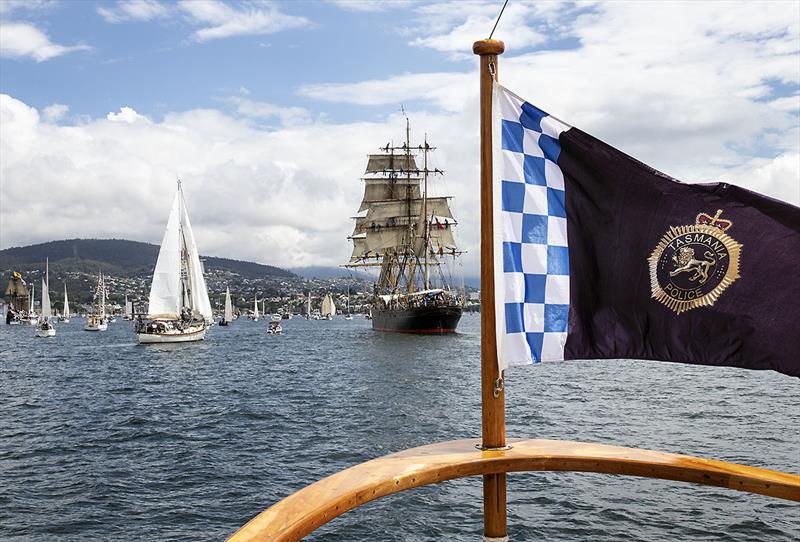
344 120 463 333
135 182 213 343
4 271 29 325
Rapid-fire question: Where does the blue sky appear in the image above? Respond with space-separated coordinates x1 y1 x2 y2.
2 1 476 123
1 1 798 271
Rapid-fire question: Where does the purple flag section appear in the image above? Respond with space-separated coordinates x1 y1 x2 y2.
558 127 800 377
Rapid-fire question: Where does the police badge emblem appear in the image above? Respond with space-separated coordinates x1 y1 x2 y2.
648 210 742 314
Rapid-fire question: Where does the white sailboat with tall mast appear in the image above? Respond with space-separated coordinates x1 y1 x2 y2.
252 294 260 321
344 286 353 320
60 283 70 323
27 284 37 325
35 259 55 337
135 181 213 343
123 294 134 320
219 287 234 326
84 271 108 331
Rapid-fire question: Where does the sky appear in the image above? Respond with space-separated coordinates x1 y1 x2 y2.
1 0 798 274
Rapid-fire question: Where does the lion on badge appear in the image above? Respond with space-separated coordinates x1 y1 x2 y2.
670 246 715 284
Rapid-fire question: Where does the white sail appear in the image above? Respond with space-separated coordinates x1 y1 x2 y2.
63 284 70 317
224 287 234 322
100 273 106 316
321 293 335 317
253 295 259 318
179 193 213 322
148 192 182 318
41 278 51 317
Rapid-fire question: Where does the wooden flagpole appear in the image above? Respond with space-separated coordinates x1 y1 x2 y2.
473 38 507 540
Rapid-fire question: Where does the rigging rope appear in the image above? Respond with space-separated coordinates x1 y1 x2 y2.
488 0 509 40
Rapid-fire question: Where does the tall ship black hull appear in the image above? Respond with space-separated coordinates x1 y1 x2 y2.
372 304 462 334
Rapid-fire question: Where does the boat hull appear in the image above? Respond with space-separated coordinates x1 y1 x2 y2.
35 328 56 337
84 323 108 331
137 326 208 344
372 305 462 334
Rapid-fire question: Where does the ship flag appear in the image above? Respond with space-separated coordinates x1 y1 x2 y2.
493 83 800 377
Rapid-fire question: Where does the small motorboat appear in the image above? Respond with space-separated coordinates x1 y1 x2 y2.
267 321 282 334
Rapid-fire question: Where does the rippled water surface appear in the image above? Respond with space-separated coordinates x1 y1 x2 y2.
1 316 798 541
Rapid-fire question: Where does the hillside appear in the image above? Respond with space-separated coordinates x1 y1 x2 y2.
0 239 295 279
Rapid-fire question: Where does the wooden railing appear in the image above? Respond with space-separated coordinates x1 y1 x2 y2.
227 438 800 541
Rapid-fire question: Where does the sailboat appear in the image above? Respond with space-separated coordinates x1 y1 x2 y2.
344 286 353 320
60 283 70 323
320 293 336 320
84 272 108 331
135 182 213 343
123 295 134 320
219 287 234 326
252 294 260 321
27 284 38 325
35 260 55 337
343 119 463 333
305 292 312 320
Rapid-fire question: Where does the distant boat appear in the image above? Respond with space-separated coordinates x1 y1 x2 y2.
135 182 213 343
123 295 133 321
84 272 108 331
321 293 336 320
252 295 260 321
27 284 37 325
267 320 282 334
305 292 312 320
344 286 353 320
60 283 70 323
219 287 234 326
271 313 281 322
35 259 55 338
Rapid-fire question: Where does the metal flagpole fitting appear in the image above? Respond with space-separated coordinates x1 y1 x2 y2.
474 38 507 541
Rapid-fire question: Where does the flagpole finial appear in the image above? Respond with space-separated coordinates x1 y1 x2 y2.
473 39 505 56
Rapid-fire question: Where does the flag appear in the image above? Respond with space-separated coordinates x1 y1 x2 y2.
493 83 800 377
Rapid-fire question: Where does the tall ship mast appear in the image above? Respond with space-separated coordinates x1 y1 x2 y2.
344 119 463 333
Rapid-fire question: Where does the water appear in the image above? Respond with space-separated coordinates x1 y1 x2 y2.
1 316 797 541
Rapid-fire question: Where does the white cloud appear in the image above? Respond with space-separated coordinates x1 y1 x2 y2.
42 103 68 122
300 72 472 112
327 0 417 12
0 94 440 270
0 0 54 15
0 22 91 62
407 1 559 59
97 0 171 23
106 106 150 123
178 0 311 42
222 96 312 126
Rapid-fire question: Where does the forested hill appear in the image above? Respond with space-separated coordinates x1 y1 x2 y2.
0 239 295 279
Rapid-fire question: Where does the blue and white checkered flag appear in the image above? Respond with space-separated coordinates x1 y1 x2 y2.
493 83 571 370
491 82 800 378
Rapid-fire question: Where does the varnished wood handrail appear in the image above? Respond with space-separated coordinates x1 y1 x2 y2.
227 438 800 541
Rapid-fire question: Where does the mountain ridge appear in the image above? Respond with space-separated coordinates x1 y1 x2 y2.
0 238 296 279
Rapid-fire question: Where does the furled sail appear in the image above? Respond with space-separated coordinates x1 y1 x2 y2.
253 295 259 318
180 195 213 322
148 192 182 318
40 278 51 318
224 287 234 322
